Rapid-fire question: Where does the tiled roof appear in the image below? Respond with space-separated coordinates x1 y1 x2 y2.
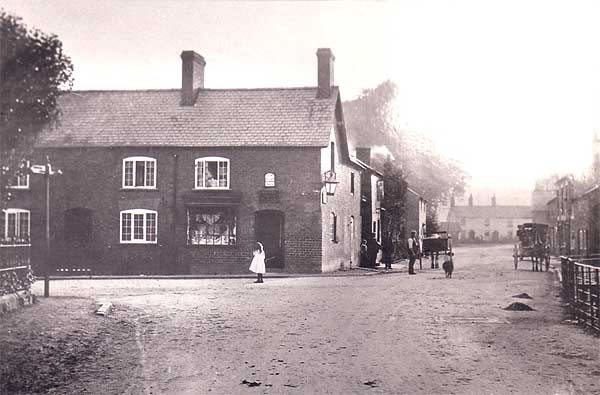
448 205 532 219
36 87 339 147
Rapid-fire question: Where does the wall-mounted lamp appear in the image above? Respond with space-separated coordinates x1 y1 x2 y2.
323 170 339 196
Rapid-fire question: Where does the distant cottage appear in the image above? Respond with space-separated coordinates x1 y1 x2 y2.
447 194 531 242
9 48 367 275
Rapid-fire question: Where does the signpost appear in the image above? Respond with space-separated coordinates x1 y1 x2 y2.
30 158 62 297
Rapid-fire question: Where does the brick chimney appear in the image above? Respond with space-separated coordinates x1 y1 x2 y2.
491 194 496 206
316 48 335 99
181 51 206 106
468 193 473 207
356 147 371 166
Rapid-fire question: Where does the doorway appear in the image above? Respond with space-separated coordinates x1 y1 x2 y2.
255 210 284 269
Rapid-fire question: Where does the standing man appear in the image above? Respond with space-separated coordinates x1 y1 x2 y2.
366 233 381 268
407 230 418 275
382 232 394 270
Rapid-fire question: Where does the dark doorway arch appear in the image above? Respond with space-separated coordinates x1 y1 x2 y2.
491 230 499 242
255 210 284 269
64 207 93 243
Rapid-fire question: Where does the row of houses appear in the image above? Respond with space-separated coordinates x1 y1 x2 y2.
2 48 427 275
443 194 532 243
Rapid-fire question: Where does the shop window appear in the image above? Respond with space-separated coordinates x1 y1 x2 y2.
187 207 236 245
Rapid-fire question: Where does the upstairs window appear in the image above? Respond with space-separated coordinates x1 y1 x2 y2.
2 209 30 245
195 157 230 189
123 157 156 189
330 142 335 172
376 179 384 201
9 161 30 189
120 209 157 244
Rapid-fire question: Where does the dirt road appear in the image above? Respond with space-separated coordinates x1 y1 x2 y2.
16 244 600 394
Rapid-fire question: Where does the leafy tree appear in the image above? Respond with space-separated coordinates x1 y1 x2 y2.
381 156 408 241
344 80 467 225
0 10 73 205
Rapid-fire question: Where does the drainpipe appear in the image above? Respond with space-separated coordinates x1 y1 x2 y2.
171 154 179 273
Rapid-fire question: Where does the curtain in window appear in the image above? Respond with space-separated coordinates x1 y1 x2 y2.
187 207 236 245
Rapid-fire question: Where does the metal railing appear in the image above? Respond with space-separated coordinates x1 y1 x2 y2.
0 244 33 294
560 256 600 333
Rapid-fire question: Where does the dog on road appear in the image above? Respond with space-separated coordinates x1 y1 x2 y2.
442 257 454 278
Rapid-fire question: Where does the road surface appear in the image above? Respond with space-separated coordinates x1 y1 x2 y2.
21 244 600 394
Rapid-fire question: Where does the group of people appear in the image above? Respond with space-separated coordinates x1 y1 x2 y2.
250 230 422 283
360 230 420 274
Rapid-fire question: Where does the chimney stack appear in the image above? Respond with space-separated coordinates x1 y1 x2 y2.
181 51 206 106
491 194 497 207
468 193 473 207
450 195 456 207
356 147 371 166
316 48 335 99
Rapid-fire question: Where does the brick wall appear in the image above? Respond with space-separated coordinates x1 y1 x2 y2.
32 146 332 274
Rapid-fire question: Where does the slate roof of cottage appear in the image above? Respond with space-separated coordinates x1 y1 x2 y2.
448 205 532 219
35 87 340 148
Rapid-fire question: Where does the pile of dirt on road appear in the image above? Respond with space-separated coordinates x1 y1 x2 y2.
0 298 140 394
512 293 533 299
503 302 535 311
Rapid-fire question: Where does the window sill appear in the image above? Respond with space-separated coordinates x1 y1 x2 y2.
7 187 29 190
185 244 237 248
119 242 159 245
193 187 231 191
120 188 159 192
0 243 31 248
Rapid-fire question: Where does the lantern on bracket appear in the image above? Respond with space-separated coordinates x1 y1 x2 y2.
323 170 339 196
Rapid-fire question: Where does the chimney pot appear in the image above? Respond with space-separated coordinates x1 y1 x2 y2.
181 51 206 106
316 48 335 99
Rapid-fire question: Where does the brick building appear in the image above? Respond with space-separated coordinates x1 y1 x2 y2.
18 48 364 275
550 176 600 256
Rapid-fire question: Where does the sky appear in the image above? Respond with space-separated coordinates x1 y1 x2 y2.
3 0 600 205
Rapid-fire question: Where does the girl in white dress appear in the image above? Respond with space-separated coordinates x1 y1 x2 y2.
249 242 266 283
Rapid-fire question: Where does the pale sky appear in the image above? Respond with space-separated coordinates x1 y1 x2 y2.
4 0 600 202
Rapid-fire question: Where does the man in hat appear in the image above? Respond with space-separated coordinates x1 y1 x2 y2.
407 230 419 275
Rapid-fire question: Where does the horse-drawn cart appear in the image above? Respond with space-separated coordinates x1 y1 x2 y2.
422 231 453 269
513 223 550 271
